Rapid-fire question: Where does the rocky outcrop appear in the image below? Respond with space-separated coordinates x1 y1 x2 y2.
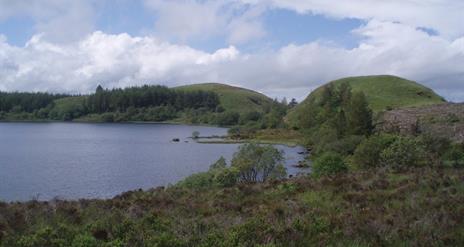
378 103 464 143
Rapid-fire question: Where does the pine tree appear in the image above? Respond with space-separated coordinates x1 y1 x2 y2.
346 92 373 136
288 98 298 108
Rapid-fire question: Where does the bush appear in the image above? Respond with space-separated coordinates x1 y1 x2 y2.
101 113 114 122
318 135 365 156
380 136 428 169
176 171 215 189
312 152 348 176
192 131 200 139
443 144 464 168
213 167 239 187
215 112 240 126
231 143 286 183
210 156 227 170
352 134 398 168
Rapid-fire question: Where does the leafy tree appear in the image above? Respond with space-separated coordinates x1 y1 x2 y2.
231 143 286 183
288 98 298 108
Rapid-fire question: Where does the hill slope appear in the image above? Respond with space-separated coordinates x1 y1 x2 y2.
175 83 274 113
287 75 446 128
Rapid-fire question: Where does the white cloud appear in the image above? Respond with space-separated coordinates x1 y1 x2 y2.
144 0 266 45
245 0 464 39
1 21 463 101
0 0 463 102
0 0 95 43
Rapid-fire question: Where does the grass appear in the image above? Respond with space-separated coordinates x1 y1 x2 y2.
175 83 274 114
287 75 446 127
197 129 305 147
51 96 88 113
1 167 463 246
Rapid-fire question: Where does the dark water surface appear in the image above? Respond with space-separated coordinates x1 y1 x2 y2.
0 122 307 201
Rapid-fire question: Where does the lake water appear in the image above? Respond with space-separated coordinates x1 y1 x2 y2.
0 122 308 201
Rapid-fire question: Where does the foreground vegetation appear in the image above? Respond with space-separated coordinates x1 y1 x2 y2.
1 165 463 246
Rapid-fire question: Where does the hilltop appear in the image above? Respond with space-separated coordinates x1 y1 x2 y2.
175 83 274 114
287 75 446 129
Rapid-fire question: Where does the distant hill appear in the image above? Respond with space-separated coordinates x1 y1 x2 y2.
175 83 274 113
287 75 446 128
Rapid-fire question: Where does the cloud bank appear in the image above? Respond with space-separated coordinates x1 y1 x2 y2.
0 0 463 101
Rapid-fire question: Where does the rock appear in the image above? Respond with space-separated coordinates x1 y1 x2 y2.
378 103 464 142
172 138 180 142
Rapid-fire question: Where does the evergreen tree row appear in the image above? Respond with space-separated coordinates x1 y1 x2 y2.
86 85 220 113
0 92 69 113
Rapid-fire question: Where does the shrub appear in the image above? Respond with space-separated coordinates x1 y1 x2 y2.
215 112 240 126
192 131 200 139
213 167 239 187
176 172 215 189
210 156 227 170
231 143 286 183
320 135 365 156
71 234 98 247
101 113 114 122
352 134 398 168
443 144 464 168
380 136 428 169
312 152 348 176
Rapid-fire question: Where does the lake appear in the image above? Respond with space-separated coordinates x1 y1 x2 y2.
0 122 308 201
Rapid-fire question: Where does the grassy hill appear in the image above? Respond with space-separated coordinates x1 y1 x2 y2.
287 75 446 128
175 83 274 113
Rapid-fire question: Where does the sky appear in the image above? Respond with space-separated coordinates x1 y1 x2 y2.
0 0 463 102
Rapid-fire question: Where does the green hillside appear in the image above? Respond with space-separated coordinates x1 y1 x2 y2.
175 83 274 113
287 75 446 128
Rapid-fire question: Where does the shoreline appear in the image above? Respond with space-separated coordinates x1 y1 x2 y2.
0 119 304 147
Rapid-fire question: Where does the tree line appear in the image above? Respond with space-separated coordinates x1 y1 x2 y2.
0 92 69 113
87 85 219 113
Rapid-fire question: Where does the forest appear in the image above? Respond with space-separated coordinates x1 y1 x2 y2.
0 85 221 123
0 92 69 113
0 84 290 130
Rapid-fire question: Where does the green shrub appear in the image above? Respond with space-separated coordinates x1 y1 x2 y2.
71 234 98 247
210 156 227 170
352 134 398 168
213 167 239 187
312 152 348 176
380 136 428 169
177 171 215 189
192 131 200 139
319 135 365 156
443 144 464 168
231 143 286 182
215 111 240 126
101 113 114 122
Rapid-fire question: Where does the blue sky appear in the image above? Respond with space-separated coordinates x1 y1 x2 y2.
0 0 463 101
